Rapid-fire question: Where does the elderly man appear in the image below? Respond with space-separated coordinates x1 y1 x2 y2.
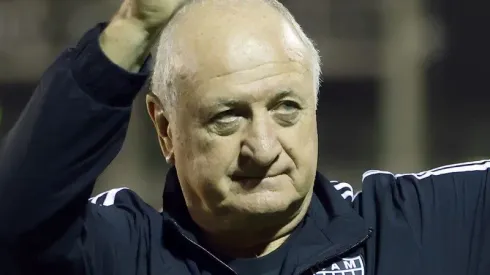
0 0 489 274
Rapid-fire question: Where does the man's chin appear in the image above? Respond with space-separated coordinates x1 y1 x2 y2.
198 192 308 236
227 192 303 216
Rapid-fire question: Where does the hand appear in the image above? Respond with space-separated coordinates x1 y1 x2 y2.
100 0 188 72
117 0 189 29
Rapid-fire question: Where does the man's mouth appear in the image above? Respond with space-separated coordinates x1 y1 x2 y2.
231 174 282 190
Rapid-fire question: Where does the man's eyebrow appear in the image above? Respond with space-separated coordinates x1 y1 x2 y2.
269 90 297 101
198 98 245 115
201 89 299 110
212 98 243 107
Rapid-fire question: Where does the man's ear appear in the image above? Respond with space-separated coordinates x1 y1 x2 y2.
146 92 175 165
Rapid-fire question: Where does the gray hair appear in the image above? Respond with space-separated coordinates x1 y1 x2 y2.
151 0 321 117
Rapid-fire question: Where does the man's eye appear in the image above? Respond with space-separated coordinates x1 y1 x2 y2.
274 101 301 113
210 110 241 135
273 101 301 125
213 110 238 124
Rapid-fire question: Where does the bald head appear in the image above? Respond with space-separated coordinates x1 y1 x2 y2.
152 0 320 116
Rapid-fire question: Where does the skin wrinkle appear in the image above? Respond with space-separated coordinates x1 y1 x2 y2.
196 75 306 105
207 61 307 82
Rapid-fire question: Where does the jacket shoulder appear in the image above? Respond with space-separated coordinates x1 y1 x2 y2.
331 180 356 202
356 159 490 219
89 187 133 206
88 187 159 217
84 188 163 274
361 159 490 188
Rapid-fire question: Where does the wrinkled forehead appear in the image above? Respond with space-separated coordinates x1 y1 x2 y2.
170 0 310 84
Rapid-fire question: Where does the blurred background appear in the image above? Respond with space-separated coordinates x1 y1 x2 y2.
0 0 489 209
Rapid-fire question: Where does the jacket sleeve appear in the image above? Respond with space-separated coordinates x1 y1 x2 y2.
0 24 149 273
359 160 490 274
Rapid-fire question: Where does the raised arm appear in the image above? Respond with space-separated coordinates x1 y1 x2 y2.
0 0 185 267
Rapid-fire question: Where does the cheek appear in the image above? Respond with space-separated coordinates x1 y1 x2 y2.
283 114 318 160
281 114 318 187
173 129 243 206
175 127 241 184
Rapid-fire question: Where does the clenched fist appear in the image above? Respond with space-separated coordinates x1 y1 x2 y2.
118 0 189 29
100 0 189 72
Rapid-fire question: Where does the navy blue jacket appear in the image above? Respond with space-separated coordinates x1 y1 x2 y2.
1 24 489 275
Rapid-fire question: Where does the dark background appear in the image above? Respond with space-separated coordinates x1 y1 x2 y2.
1 0 489 208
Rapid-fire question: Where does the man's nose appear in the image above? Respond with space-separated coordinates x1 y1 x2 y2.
240 116 281 167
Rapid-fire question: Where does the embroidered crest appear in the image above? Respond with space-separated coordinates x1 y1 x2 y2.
314 255 365 275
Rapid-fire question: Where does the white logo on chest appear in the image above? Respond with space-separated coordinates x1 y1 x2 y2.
314 256 364 275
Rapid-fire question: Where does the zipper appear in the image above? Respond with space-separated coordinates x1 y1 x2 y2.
170 218 372 275
170 220 238 275
299 228 373 275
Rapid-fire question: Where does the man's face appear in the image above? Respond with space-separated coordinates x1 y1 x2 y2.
150 2 318 233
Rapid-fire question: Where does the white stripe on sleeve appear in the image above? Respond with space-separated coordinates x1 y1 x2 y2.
362 159 490 181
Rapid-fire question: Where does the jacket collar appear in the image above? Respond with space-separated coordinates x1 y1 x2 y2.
161 167 201 242
288 172 370 274
161 167 370 274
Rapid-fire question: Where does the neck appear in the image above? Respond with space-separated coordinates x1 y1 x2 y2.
202 223 295 258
